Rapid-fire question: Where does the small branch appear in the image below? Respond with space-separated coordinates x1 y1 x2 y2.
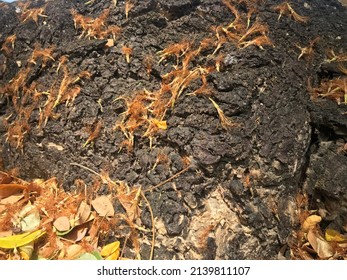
144 166 190 193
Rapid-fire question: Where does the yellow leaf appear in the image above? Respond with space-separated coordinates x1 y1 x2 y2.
325 228 347 242
153 119 167 130
101 241 120 260
302 215 321 232
0 229 45 249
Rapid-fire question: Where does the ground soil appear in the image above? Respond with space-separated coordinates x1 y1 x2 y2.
0 0 347 259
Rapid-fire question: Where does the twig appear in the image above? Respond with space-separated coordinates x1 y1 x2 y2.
70 162 100 177
141 192 155 260
144 166 190 193
120 234 129 259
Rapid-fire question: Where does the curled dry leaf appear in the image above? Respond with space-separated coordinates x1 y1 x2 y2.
91 195 114 217
302 215 321 232
53 216 71 232
307 230 334 259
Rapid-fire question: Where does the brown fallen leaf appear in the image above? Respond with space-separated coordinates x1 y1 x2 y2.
0 193 24 205
302 215 322 232
0 184 27 199
105 39 114 47
307 229 334 259
64 225 89 242
76 200 91 225
66 244 85 260
91 195 114 217
53 216 71 232
0 172 12 184
0 231 13 238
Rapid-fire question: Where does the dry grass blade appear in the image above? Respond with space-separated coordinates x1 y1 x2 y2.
145 165 190 193
141 192 155 260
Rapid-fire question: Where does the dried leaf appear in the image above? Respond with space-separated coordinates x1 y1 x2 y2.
91 195 114 217
0 231 12 238
0 229 45 249
0 183 27 199
66 244 84 259
76 200 91 225
12 204 40 232
325 228 347 242
117 187 141 222
307 230 334 258
53 216 71 232
0 205 6 213
105 39 114 47
1 193 24 206
101 240 120 260
0 172 12 184
65 225 89 242
302 215 321 232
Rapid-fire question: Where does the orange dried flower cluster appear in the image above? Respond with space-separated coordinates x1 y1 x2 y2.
0 46 91 149
115 0 279 150
273 2 309 23
18 2 48 25
71 9 121 40
309 78 347 105
212 0 273 53
29 44 55 68
1 34 16 55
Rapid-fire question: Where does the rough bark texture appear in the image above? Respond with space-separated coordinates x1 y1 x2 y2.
0 0 346 259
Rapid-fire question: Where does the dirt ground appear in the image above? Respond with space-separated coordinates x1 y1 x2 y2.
0 0 347 259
